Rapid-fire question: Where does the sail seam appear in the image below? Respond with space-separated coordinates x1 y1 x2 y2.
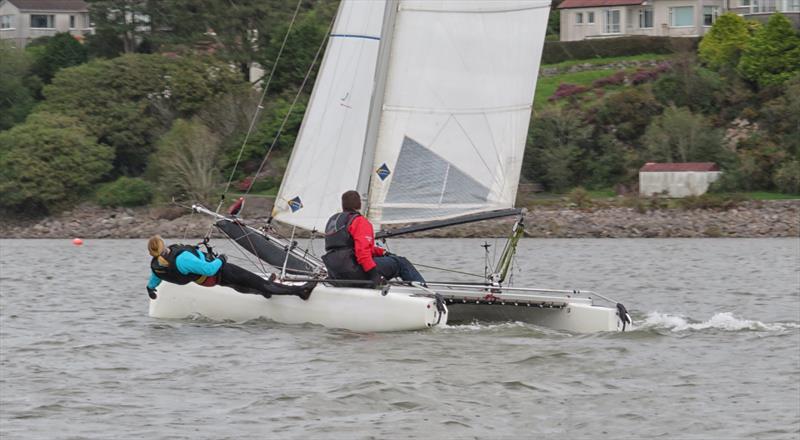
382 104 532 115
330 33 381 41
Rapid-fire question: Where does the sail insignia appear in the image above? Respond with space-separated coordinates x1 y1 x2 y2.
376 163 391 181
288 197 304 212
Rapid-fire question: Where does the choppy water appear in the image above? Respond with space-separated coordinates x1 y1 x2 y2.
1 238 798 439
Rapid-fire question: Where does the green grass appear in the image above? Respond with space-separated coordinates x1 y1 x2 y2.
735 191 800 200
534 69 616 110
541 53 673 71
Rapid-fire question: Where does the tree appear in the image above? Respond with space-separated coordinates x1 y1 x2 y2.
524 106 592 192
738 13 800 88
38 54 246 174
760 74 800 157
28 33 88 83
698 13 752 72
86 0 150 54
595 88 662 143
652 60 722 114
0 113 113 214
0 44 36 130
147 118 221 203
642 106 730 164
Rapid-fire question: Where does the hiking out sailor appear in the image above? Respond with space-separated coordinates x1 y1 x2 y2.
146 235 314 300
322 190 425 287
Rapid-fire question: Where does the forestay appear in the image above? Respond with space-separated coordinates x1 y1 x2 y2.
272 0 387 232
366 0 550 225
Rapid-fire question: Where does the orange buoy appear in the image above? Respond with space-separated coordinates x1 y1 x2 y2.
72 238 83 246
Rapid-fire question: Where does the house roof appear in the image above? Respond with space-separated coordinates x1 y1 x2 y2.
558 0 644 9
640 162 720 172
6 0 88 12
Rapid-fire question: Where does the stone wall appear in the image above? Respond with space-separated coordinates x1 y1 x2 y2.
1 200 797 239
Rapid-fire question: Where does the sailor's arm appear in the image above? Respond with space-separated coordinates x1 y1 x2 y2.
147 273 162 289
175 250 223 276
349 216 378 271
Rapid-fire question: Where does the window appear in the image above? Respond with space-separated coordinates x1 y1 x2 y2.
587 12 595 23
604 9 621 33
740 0 750 5
639 7 654 28
576 12 584 24
669 7 694 27
0 15 13 29
703 6 719 25
30 14 55 28
70 15 76 28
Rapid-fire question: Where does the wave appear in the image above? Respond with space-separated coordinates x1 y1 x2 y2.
638 311 800 332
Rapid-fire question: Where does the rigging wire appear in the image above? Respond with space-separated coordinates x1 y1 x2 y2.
217 0 305 213
410 262 487 279
241 13 336 199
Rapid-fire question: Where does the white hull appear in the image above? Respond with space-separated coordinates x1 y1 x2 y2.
149 281 625 333
149 282 447 332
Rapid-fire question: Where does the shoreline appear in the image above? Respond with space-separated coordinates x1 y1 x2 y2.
1 200 797 239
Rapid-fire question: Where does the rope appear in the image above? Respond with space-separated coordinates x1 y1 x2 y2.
242 12 336 198
411 262 486 279
217 0 305 212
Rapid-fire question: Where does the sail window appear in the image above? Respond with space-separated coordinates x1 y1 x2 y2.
385 137 490 205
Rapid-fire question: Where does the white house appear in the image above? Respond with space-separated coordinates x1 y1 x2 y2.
558 0 799 41
0 0 92 48
639 162 721 197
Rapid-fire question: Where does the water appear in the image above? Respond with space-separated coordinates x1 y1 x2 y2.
1 238 798 439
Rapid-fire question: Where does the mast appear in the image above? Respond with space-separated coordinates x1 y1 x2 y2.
356 0 399 213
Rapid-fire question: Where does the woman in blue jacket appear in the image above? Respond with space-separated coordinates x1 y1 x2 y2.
146 235 313 300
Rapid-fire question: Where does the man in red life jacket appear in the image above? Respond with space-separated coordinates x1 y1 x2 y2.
322 191 425 287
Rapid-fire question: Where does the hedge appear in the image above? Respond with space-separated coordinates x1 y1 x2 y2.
542 36 700 64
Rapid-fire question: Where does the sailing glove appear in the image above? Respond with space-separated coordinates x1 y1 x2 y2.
146 287 157 300
217 254 228 265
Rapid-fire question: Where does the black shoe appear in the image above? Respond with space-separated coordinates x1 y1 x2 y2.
261 292 272 299
296 283 315 301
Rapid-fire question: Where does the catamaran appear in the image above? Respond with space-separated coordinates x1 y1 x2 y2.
149 0 632 333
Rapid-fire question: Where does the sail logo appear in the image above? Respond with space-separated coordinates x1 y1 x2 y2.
288 196 303 212
376 163 391 181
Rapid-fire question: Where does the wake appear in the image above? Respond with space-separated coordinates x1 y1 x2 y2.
638 311 800 332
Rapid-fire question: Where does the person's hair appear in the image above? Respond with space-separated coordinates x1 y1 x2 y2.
147 235 165 257
341 190 361 211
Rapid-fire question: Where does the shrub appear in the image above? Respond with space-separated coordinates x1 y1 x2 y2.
28 32 87 83
773 160 800 194
676 193 743 210
95 177 154 207
739 13 800 88
652 62 723 113
567 187 592 208
630 68 660 85
698 13 752 72
596 88 662 142
642 106 729 163
592 71 626 88
542 36 699 64
524 106 591 192
0 113 113 214
548 83 590 101
148 118 221 204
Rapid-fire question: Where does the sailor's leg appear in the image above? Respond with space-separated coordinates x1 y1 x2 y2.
218 263 314 299
392 255 425 283
373 256 400 280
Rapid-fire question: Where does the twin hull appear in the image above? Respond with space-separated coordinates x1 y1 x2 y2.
149 282 624 333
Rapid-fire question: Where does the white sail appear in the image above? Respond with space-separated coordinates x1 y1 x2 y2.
272 0 387 231
366 0 550 225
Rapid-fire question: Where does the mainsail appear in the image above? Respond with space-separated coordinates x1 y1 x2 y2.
274 0 550 230
272 0 387 231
